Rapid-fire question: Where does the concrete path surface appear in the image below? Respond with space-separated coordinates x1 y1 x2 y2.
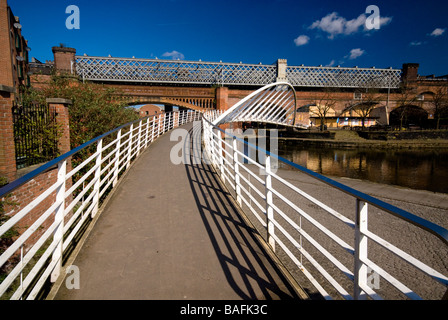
53 122 305 300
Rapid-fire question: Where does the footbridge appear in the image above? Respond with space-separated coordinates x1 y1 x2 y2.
1 83 447 301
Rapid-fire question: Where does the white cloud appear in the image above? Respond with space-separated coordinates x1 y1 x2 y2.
325 60 336 67
410 41 423 46
430 28 446 37
162 50 185 60
310 12 346 38
345 14 367 35
379 16 393 28
294 35 310 46
348 48 365 60
309 12 392 39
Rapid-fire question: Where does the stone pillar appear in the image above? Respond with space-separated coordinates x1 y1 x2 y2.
276 59 287 82
47 98 72 155
52 46 77 76
0 84 16 182
47 98 73 221
216 86 228 111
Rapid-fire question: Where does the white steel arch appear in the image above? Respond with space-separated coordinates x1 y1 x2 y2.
212 82 307 128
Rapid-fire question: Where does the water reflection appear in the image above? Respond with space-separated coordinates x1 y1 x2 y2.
277 144 448 194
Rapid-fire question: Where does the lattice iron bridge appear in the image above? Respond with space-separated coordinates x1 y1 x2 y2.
75 56 402 89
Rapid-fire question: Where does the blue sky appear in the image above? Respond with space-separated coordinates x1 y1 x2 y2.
9 0 448 75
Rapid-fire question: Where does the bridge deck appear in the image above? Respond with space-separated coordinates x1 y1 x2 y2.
52 123 305 300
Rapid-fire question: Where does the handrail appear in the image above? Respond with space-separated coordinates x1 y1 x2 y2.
0 116 145 199
212 81 299 128
204 115 448 245
0 109 201 300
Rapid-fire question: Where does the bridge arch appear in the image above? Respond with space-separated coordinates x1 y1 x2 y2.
213 82 306 128
389 104 429 128
122 96 214 112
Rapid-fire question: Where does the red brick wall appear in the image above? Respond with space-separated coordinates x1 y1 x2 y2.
4 169 58 251
52 47 76 75
2 99 73 259
0 0 30 96
0 87 16 181
0 0 13 88
137 104 163 117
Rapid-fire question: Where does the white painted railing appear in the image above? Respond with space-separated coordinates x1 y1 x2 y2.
2 103 447 300
202 114 448 300
0 110 201 300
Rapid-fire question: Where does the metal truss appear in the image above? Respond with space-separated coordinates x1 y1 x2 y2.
286 65 402 88
75 56 402 89
212 82 306 128
76 56 276 86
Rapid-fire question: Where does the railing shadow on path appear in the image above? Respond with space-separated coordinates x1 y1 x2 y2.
182 122 305 300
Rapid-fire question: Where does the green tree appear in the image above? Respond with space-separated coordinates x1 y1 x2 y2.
41 76 139 149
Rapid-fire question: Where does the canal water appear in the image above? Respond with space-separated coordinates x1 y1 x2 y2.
276 143 448 194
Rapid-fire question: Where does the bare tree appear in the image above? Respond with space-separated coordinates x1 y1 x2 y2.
429 85 448 129
310 88 338 130
393 83 418 130
348 85 382 129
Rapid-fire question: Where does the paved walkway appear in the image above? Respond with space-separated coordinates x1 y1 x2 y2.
53 123 305 300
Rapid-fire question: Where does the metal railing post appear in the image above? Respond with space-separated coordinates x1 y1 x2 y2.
354 199 369 300
158 115 162 137
167 112 171 131
50 159 67 283
217 130 225 179
126 123 134 169
233 137 242 206
265 155 275 251
208 126 215 166
145 117 150 147
136 120 143 157
113 129 122 187
92 138 103 218
151 117 156 142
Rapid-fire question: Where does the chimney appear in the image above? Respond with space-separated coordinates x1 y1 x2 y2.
52 46 76 75
402 63 419 82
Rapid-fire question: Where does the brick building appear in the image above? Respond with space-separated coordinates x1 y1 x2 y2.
0 0 30 99
136 104 164 117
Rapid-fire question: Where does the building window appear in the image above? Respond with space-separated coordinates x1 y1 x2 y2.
18 64 23 79
354 92 362 100
15 33 21 50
